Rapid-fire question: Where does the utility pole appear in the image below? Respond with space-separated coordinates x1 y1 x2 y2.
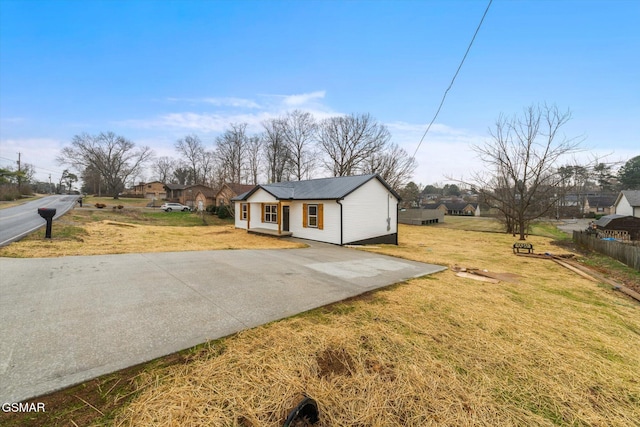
16 152 21 192
49 174 52 194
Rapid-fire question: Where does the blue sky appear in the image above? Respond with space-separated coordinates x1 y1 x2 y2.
1 0 638 186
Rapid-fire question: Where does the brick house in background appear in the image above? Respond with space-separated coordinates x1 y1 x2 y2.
423 202 480 216
164 183 216 208
215 183 255 207
128 181 166 199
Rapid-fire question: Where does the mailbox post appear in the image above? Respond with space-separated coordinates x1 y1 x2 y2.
37 208 57 238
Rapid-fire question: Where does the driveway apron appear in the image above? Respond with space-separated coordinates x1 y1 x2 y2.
0 242 445 402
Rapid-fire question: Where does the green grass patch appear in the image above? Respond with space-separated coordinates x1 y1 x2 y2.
437 216 571 240
22 224 88 242
69 208 234 227
578 253 640 284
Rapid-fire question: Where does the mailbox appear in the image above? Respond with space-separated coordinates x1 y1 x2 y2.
37 208 57 238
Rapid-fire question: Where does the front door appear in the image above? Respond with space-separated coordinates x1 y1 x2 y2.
282 206 290 232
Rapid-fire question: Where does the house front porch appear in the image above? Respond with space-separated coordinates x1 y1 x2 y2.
247 228 293 238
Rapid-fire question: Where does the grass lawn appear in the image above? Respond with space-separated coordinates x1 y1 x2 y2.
2 220 638 426
0 207 304 257
82 196 153 208
439 215 571 240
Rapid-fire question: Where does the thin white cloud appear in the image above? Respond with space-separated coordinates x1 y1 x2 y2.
166 97 262 109
121 90 338 135
201 97 262 109
281 90 326 106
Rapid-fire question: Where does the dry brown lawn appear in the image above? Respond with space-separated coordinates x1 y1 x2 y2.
0 219 304 258
105 224 640 427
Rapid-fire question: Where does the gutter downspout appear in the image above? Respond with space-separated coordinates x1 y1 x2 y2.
336 199 343 245
395 197 399 245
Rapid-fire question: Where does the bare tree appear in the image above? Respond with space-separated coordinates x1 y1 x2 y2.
246 135 262 185
469 104 582 240
153 156 176 183
173 164 193 185
57 131 154 198
215 123 247 184
362 142 417 192
200 150 216 186
317 113 391 177
282 110 317 180
262 117 290 183
175 134 206 185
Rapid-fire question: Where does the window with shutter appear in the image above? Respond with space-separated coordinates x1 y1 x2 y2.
308 204 318 227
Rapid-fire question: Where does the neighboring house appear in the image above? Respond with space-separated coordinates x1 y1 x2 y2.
164 183 216 208
423 202 479 216
594 214 640 241
127 181 166 199
613 190 640 218
232 174 401 245
584 194 616 216
398 208 444 225
215 183 255 207
423 203 448 216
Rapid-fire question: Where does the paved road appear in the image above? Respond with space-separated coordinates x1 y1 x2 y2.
555 218 592 235
0 195 79 246
0 243 446 402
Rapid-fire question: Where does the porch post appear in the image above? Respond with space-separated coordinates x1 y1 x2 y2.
247 203 251 230
278 201 282 235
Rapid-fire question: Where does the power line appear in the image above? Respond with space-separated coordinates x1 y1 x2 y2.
412 0 493 159
0 155 66 177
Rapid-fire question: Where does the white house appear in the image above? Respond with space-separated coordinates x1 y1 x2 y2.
613 190 640 218
232 174 401 245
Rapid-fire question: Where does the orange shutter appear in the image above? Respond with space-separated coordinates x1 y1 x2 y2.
277 203 281 233
261 203 265 222
318 204 324 230
302 203 308 228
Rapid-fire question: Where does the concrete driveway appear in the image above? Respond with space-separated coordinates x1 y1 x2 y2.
0 242 445 402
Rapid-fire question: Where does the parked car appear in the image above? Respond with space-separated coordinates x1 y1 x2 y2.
160 202 191 212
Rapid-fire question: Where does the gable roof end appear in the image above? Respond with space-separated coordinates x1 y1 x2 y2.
622 190 640 207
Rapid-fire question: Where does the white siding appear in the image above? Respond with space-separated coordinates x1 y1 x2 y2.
342 179 398 244
234 201 248 229
616 196 633 216
248 188 278 204
234 189 280 230
289 200 342 244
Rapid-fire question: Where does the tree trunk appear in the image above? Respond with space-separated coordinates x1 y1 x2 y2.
519 218 526 240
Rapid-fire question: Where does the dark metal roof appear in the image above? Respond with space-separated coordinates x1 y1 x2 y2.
587 195 616 207
232 174 400 201
165 183 187 190
595 214 629 227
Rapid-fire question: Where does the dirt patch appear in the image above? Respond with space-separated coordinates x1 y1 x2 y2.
316 347 355 378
